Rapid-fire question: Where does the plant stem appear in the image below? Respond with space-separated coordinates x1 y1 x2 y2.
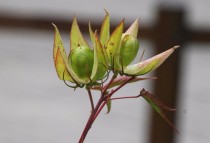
78 76 135 143
78 96 103 143
78 73 118 143
109 76 135 96
93 76 135 121
86 86 94 112
110 94 141 100
102 71 118 95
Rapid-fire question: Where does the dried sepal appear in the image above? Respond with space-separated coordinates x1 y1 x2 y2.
88 22 95 45
106 20 124 68
100 10 110 47
55 49 73 81
94 33 108 80
124 46 179 75
70 16 90 50
122 18 139 39
90 32 99 81
53 24 73 82
53 24 87 84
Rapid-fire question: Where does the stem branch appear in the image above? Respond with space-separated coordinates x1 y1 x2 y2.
110 94 141 100
78 75 135 143
86 86 94 112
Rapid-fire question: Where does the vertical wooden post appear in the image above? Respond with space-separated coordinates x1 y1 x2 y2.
148 7 185 143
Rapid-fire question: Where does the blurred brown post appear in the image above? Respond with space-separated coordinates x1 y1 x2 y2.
148 7 185 143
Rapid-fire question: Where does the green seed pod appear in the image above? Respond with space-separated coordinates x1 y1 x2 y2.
69 45 94 81
120 35 139 67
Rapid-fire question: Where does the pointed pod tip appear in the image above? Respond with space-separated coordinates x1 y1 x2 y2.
73 13 76 18
124 17 139 38
88 21 92 31
52 23 57 29
134 18 140 29
119 19 125 27
94 30 99 41
151 77 157 80
72 14 78 23
103 9 109 15
135 17 140 23
94 30 98 36
173 45 180 49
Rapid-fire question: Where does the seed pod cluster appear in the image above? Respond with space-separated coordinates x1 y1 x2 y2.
53 12 177 85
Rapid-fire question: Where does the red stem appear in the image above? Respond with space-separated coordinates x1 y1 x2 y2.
93 76 135 121
78 76 135 143
110 94 141 100
102 72 118 95
93 100 107 121
109 76 135 96
86 87 94 112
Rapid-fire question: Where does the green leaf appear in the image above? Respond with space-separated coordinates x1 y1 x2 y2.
106 20 124 67
124 46 179 75
70 16 90 50
106 98 112 114
140 89 179 133
100 10 110 47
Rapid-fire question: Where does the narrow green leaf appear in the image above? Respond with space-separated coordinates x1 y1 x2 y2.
106 98 112 114
124 46 179 75
140 89 179 133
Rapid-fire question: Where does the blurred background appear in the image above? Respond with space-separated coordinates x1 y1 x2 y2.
0 0 210 143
